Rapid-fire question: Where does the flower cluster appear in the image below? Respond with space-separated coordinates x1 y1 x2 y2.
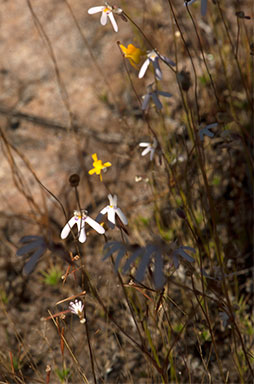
60 193 128 243
69 300 86 323
87 3 175 164
18 2 206 286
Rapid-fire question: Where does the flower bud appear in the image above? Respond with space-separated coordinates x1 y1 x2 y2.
69 174 80 187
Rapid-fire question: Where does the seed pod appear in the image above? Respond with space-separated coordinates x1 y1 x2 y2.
177 70 192 92
69 174 80 187
176 208 186 220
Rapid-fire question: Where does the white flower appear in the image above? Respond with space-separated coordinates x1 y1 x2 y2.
69 300 85 323
61 209 105 243
69 299 84 315
139 139 157 161
198 122 218 141
96 194 128 228
138 50 175 80
88 3 118 32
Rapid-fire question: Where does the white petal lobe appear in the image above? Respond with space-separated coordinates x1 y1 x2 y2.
88 6 105 14
108 194 114 206
79 222 87 243
61 216 77 239
100 206 109 215
86 216 105 234
108 12 118 32
138 59 150 79
112 194 117 206
141 147 151 157
108 207 116 225
116 208 128 225
100 11 108 25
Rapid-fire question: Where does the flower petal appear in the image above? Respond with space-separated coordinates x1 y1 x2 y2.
112 194 117 206
108 11 118 32
149 148 155 161
61 216 77 239
139 142 150 147
107 207 115 225
108 194 113 205
78 220 86 243
138 59 150 79
141 146 151 156
103 161 112 168
85 216 105 234
88 6 105 14
116 208 128 225
120 44 127 54
100 10 108 26
99 206 109 216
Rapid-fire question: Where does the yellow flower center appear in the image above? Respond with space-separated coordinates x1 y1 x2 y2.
148 50 158 60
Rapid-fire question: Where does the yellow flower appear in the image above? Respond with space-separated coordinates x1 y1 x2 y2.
88 153 112 181
120 43 143 68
